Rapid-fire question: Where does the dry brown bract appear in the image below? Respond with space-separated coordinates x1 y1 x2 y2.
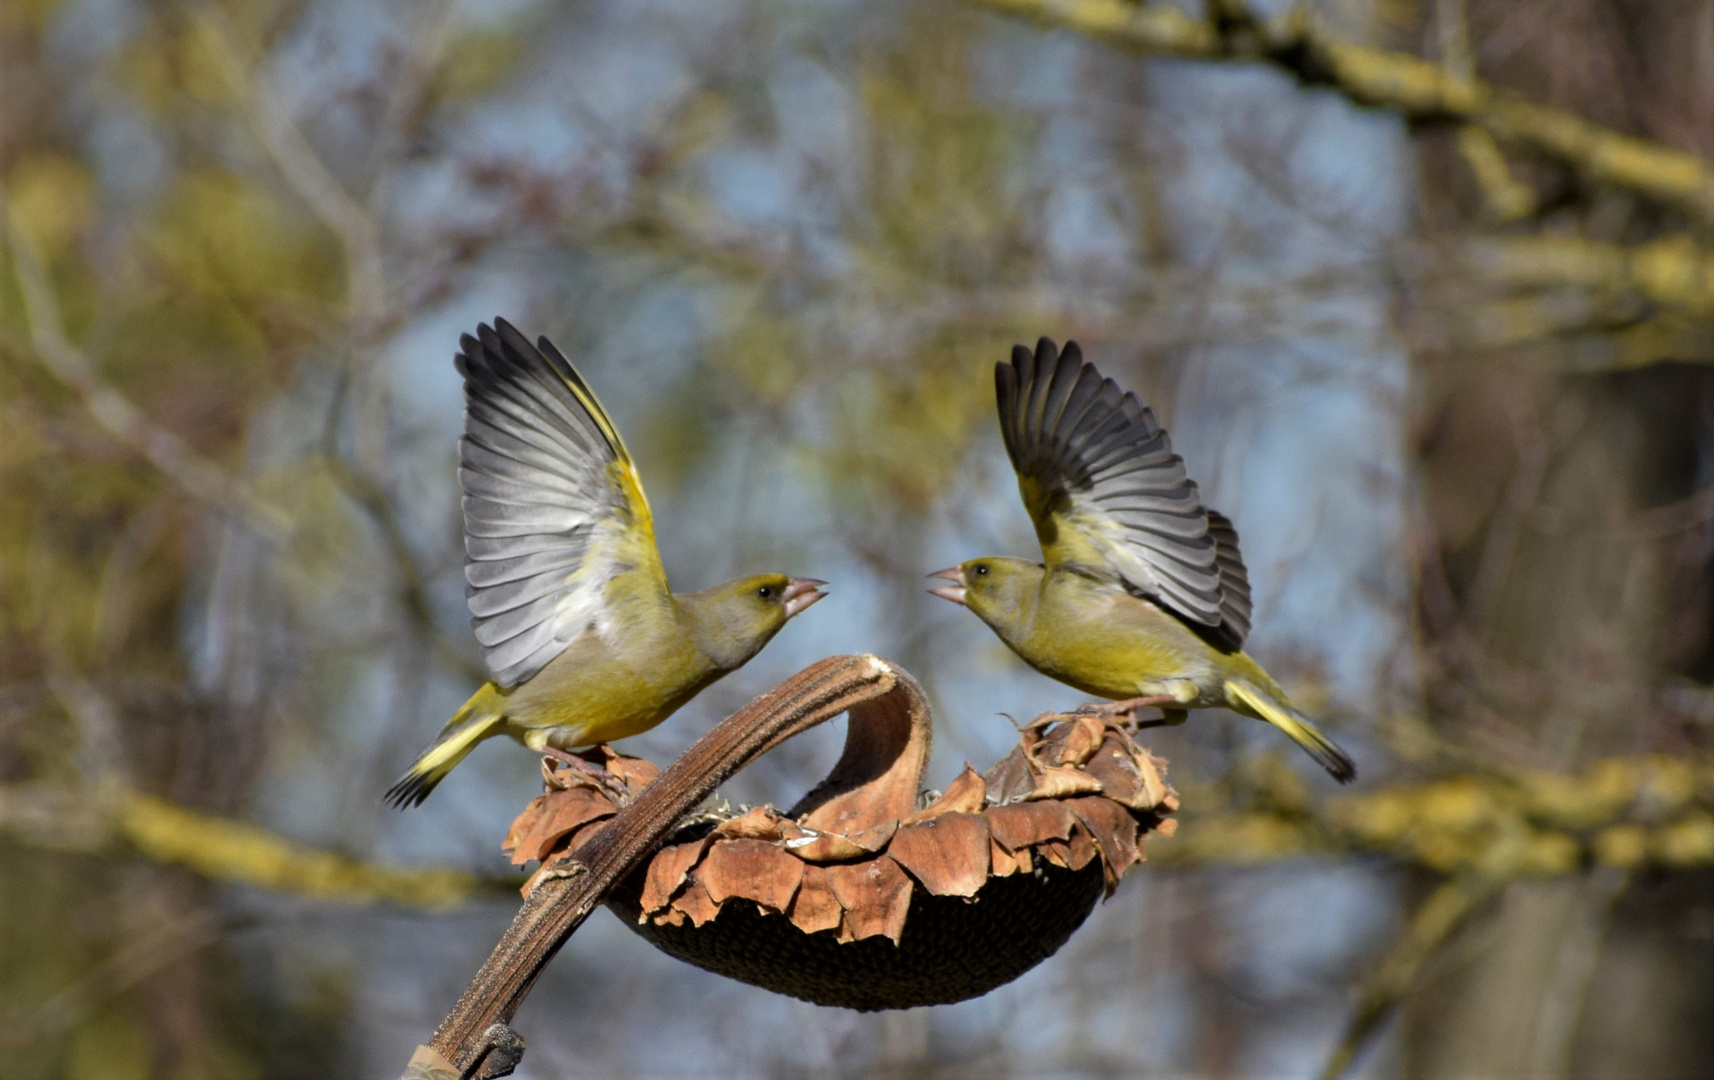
503 709 1177 949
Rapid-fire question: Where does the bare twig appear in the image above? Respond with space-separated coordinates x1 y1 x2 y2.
1633 483 1714 537
1318 872 1502 1080
322 452 489 687
1436 0 1535 221
1465 403 1550 629
2 215 295 546
1528 870 1630 1077
10 908 224 1046
969 0 1714 228
196 8 386 324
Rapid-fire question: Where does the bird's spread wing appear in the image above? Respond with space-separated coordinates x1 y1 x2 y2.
457 319 666 687
996 337 1250 650
1204 509 1252 647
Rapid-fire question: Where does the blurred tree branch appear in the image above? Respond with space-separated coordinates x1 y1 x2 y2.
0 780 514 908
196 7 386 325
321 448 490 688
970 0 1714 228
2 212 297 547
1157 752 1714 877
1162 750 1710 1077
1436 0 1535 223
12 908 226 1047
1318 871 1503 1080
1457 235 1714 317
1392 235 1714 363
2 747 1706 903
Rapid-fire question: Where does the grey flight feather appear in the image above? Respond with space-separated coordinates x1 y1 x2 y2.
996 337 1250 649
1203 509 1252 650
456 319 642 687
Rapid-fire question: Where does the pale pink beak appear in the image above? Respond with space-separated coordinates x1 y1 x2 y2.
927 566 967 605
783 578 828 617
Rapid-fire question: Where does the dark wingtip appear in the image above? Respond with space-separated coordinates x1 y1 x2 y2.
494 317 534 355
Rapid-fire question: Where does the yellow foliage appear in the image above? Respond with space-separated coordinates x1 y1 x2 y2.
117 14 241 110
144 169 341 303
1456 127 1537 222
1211 755 1714 877
255 463 368 581
712 302 809 407
1635 756 1699 816
66 1010 152 1080
5 153 95 260
975 0 1218 57
1155 811 1318 865
825 337 998 513
1516 770 1598 829
1517 829 1579 876
1464 236 1714 319
1630 236 1714 313
1319 36 1484 115
434 28 524 102
1243 754 1313 815
116 18 174 109
180 16 245 105
1592 823 1649 869
858 64 1025 280
0 0 64 30
1653 813 1714 868
1413 778 1498 831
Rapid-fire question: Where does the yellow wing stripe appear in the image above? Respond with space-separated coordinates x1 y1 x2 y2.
544 359 662 583
559 372 631 463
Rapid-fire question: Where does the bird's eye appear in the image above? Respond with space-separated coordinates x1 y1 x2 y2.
974 565 989 577
757 585 775 600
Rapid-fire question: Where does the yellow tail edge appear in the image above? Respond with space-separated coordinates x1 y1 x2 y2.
384 684 507 809
1224 680 1357 783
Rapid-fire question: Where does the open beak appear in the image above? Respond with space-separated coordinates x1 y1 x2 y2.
927 566 967 606
783 578 828 618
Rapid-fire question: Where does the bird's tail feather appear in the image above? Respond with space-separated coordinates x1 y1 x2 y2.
384 684 507 809
1224 680 1356 783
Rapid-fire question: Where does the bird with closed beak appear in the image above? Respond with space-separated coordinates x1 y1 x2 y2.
386 319 826 807
929 338 1355 783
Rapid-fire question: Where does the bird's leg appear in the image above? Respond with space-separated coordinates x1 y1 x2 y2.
1133 707 1189 729
539 746 629 799
1075 695 1179 720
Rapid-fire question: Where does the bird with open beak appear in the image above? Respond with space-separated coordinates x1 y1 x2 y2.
930 338 1354 783
387 320 827 807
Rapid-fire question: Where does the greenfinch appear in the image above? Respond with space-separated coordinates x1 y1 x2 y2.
930 338 1355 782
386 319 826 807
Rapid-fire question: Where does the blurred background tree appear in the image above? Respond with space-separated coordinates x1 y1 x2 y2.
2 0 1711 1076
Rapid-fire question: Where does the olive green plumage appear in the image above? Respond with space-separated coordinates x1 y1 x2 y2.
386 320 825 808
930 338 1354 783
